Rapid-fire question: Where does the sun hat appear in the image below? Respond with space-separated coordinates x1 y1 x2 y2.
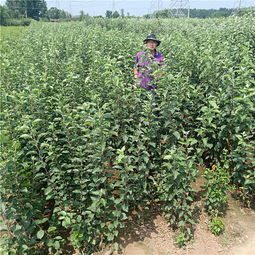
143 34 161 46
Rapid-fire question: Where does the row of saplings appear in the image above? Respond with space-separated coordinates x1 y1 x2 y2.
109 151 233 251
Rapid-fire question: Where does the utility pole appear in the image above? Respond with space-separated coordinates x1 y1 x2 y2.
55 0 60 10
233 0 242 16
25 0 28 18
150 0 163 18
168 0 190 18
112 0 116 12
158 0 163 12
111 0 116 18
238 0 242 9
69 0 72 19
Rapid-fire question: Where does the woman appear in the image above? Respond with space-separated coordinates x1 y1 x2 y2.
134 34 164 91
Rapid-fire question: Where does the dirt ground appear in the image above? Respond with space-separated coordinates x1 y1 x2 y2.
115 196 255 255
96 168 255 255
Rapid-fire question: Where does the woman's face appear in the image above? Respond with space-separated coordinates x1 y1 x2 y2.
146 40 157 50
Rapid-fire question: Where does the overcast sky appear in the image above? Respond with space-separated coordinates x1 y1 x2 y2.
1 0 254 16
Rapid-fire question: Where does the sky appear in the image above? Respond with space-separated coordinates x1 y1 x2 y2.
1 0 255 16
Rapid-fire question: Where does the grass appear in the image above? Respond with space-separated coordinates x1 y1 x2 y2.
0 26 26 52
0 26 26 62
0 26 25 39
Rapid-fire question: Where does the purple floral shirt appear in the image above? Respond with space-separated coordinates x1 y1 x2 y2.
135 50 164 90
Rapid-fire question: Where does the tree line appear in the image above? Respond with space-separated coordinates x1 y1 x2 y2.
144 7 255 18
0 0 72 25
0 0 132 26
1 0 254 26
0 1 129 26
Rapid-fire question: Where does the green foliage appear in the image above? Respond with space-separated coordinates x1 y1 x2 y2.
0 5 10 25
46 7 71 20
0 16 254 253
235 7 255 17
0 4 33 26
204 161 231 217
105 10 122 19
5 18 33 26
231 138 255 207
6 0 47 20
175 231 189 248
1 0 47 25
147 7 253 19
156 146 198 244
209 217 225 236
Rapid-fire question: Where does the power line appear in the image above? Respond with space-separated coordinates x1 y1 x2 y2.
150 0 163 18
232 0 243 16
168 0 190 18
5 0 252 17
112 0 115 12
238 0 242 9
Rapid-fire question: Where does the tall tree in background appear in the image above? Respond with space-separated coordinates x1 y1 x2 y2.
112 10 120 18
46 7 71 19
5 0 22 18
105 10 120 18
80 10 84 20
6 0 47 19
0 5 10 24
105 10 112 18
120 8 124 17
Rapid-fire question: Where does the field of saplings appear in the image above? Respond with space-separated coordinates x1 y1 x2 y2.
0 16 254 254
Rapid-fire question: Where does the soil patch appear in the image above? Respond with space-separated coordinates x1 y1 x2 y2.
112 196 255 255
95 166 255 255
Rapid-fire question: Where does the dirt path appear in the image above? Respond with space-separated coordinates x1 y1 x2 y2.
96 167 255 255
117 196 255 255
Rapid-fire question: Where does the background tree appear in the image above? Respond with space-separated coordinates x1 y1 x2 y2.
120 8 124 18
155 9 170 18
46 7 71 19
148 8 237 19
235 7 255 16
112 10 120 18
143 13 151 19
105 10 112 18
0 5 10 25
80 10 84 20
6 0 47 20
210 8 233 18
5 0 22 18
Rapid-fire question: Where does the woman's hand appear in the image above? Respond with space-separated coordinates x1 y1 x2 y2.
134 68 139 79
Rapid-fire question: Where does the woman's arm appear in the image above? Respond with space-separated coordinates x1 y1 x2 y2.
134 68 139 78
134 53 141 78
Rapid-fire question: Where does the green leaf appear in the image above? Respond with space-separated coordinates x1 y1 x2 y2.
114 242 119 250
54 241 60 249
18 125 29 131
107 233 114 241
44 187 53 196
48 226 57 233
101 198 107 207
35 218 48 224
163 155 172 160
122 203 129 212
173 170 179 180
209 100 218 108
173 131 180 140
20 134 32 139
37 230 44 239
